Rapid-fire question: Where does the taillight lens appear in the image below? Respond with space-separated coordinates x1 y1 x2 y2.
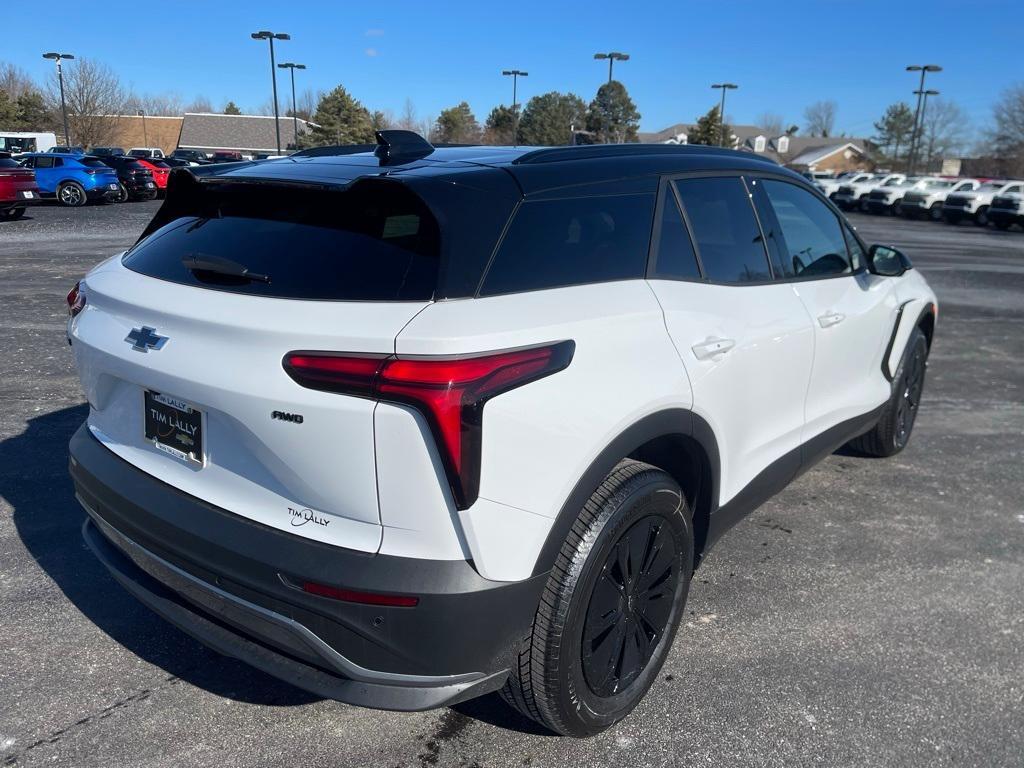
67 281 86 317
283 341 575 508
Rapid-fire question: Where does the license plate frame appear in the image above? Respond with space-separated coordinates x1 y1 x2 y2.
144 390 204 466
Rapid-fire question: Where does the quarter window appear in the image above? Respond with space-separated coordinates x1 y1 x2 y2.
35 156 54 169
672 177 771 283
761 179 853 277
480 193 655 296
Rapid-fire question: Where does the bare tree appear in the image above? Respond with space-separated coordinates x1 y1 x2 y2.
48 57 127 146
294 88 317 122
919 99 968 170
127 92 184 116
0 62 37 99
185 95 214 113
804 100 837 137
756 111 785 137
395 98 419 131
991 83 1024 174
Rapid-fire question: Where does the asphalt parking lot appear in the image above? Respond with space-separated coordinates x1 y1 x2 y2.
1 201 1022 767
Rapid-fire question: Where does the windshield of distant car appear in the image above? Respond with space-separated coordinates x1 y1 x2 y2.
978 182 1003 191
924 180 954 189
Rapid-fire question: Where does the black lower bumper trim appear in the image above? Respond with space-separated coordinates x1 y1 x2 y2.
82 516 508 711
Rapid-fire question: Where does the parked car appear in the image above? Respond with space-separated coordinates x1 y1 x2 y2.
68 135 937 738
943 180 1024 226
987 189 1024 230
17 153 119 206
0 152 41 220
128 147 166 159
135 158 170 195
89 147 126 158
96 155 158 202
864 177 941 215
900 178 980 220
160 157 199 168
833 173 906 211
47 145 85 155
169 149 210 164
210 150 244 163
815 171 872 199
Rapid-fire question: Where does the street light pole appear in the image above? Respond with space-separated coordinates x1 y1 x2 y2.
711 83 738 147
913 88 940 172
43 52 74 147
501 69 528 145
278 62 306 150
251 30 291 154
593 52 630 83
137 109 147 145
906 64 941 174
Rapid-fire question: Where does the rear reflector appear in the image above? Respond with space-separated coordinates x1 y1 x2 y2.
302 581 419 607
283 341 575 508
67 281 86 317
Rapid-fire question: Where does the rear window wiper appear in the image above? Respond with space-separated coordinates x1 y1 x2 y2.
182 252 271 283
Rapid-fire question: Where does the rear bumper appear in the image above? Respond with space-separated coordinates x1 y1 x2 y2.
70 424 546 710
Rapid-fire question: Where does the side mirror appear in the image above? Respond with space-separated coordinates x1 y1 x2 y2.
868 244 911 277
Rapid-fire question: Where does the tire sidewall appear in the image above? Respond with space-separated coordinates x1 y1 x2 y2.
552 473 693 736
887 328 928 451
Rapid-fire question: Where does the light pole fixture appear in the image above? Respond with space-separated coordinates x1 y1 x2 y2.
502 69 528 145
278 62 306 150
913 88 940 171
711 83 738 147
251 30 291 153
906 64 941 174
593 52 629 84
43 52 74 147
137 109 148 146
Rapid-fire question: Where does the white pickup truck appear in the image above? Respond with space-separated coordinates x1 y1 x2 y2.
833 173 906 212
943 180 1024 226
900 179 980 220
816 171 874 200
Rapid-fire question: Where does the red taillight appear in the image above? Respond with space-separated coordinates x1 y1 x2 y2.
67 281 86 317
283 341 575 508
302 581 419 607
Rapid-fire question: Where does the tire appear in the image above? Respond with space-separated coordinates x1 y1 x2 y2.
847 327 928 458
929 203 943 221
57 181 87 207
974 206 989 227
859 197 871 212
114 183 129 203
500 460 693 737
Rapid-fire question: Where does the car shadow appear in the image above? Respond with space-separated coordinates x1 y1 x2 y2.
1 404 316 707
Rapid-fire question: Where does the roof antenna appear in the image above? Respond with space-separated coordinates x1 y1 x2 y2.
374 130 434 165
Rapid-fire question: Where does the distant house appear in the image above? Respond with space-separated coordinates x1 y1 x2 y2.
176 112 315 156
638 123 874 173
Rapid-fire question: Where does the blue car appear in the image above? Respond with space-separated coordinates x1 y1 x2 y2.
18 153 120 206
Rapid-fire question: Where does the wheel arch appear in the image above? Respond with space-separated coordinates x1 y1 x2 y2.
530 409 720 577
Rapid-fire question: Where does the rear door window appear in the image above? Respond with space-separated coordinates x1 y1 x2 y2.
760 179 853 278
480 192 655 296
35 156 54 169
123 182 441 301
672 177 771 283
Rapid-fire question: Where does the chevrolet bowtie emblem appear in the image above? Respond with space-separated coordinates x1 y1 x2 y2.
125 326 168 353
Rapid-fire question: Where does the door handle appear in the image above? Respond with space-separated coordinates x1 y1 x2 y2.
818 312 846 328
691 337 735 360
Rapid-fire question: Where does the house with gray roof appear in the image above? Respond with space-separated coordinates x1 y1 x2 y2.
638 123 875 172
176 112 315 155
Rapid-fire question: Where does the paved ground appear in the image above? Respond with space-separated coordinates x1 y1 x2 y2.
1 201 1022 767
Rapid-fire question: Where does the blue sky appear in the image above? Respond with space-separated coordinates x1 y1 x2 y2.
8 0 1022 139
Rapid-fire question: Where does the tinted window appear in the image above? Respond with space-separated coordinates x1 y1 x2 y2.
0 157 20 168
672 177 771 283
762 180 852 277
124 183 440 301
79 157 107 168
651 187 700 280
35 156 54 169
480 193 655 296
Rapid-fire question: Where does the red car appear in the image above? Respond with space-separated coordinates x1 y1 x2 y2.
0 153 41 220
135 158 170 195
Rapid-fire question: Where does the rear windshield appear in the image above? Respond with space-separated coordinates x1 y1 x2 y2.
79 157 108 168
123 181 440 301
0 157 20 168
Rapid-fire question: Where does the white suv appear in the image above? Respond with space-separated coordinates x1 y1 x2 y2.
901 178 980 220
67 133 938 737
943 179 1024 226
833 173 906 211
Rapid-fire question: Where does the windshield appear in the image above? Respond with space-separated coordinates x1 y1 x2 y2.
978 183 1003 192
924 180 954 189
78 157 109 168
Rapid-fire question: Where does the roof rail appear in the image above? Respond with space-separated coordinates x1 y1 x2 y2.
290 144 376 158
513 143 780 166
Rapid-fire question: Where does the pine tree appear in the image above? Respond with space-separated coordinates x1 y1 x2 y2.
585 81 640 144
307 85 375 146
873 102 916 169
482 105 517 145
518 92 587 146
434 102 480 144
689 105 729 146
223 101 241 115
